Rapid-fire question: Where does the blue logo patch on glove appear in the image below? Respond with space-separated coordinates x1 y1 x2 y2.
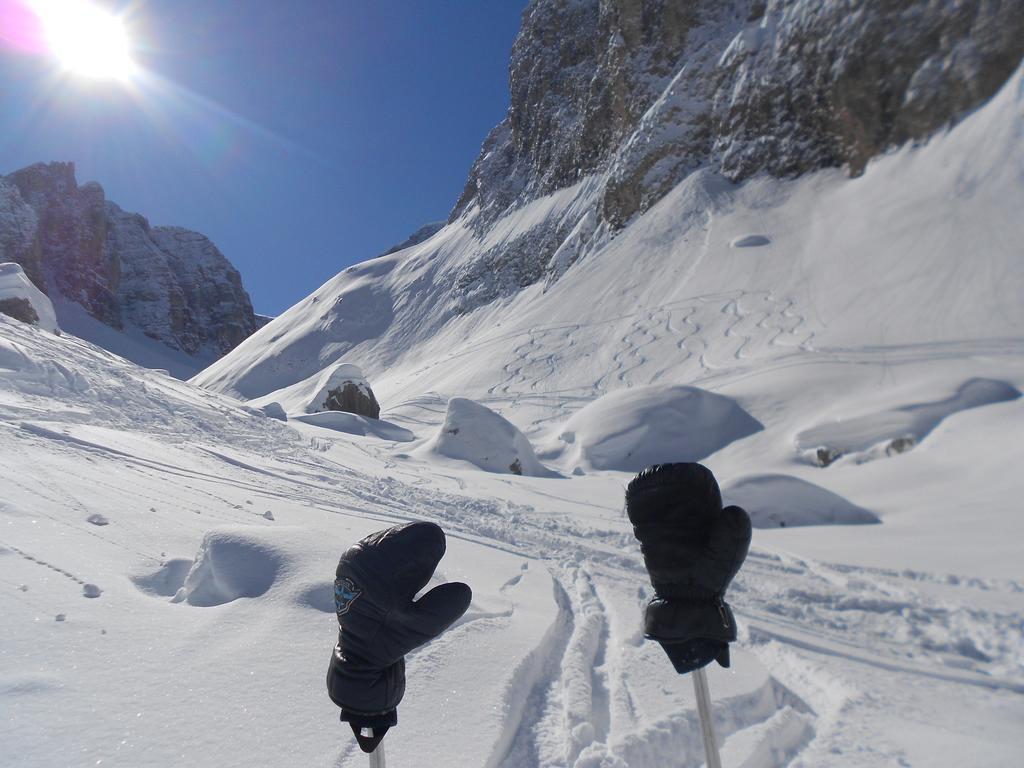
334 577 362 616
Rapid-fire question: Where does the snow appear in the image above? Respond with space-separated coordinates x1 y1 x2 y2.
0 262 59 334
538 384 763 473
2 63 1024 768
723 474 880 528
417 397 553 477
51 293 215 379
290 410 414 442
794 377 1021 466
171 528 286 606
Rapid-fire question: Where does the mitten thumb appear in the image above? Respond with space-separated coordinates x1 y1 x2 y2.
706 504 752 589
393 581 472 655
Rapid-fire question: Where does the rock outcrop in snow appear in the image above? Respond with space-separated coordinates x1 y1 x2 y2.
321 376 380 419
252 362 380 418
0 262 59 333
419 398 552 476
0 162 257 372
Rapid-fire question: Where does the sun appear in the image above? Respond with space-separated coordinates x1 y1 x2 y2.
33 0 135 80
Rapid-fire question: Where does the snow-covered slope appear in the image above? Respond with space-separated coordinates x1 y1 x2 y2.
4 259 1024 767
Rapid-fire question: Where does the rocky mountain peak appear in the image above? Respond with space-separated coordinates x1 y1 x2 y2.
0 162 257 374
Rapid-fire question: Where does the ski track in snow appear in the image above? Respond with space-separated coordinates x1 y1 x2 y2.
3 311 1024 766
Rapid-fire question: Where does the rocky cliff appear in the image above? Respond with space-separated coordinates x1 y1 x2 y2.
0 162 256 368
449 0 1024 307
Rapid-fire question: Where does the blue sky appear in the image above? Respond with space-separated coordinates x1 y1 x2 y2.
0 1 527 314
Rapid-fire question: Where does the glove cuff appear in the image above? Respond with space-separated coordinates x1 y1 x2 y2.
644 596 737 644
657 638 731 674
340 708 398 728
327 648 406 717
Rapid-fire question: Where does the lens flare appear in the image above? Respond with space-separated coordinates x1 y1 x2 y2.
31 0 134 80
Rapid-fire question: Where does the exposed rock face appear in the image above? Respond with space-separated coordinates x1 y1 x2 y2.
449 0 1024 304
323 380 381 420
0 162 257 361
383 221 445 256
0 297 38 325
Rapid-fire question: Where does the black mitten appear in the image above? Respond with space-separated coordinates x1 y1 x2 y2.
326 521 471 750
626 463 751 674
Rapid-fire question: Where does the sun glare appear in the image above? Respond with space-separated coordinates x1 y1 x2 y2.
33 0 134 80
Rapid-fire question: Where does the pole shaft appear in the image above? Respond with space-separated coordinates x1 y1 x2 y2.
692 667 722 768
366 729 386 768
368 741 385 768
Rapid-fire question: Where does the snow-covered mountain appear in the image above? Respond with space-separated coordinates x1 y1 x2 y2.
0 161 257 377
4 3 1024 767
195 0 1023 403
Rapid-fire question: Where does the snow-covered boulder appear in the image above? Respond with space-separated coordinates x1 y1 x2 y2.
540 384 762 472
723 474 880 528
418 398 552 476
0 262 59 334
251 362 380 418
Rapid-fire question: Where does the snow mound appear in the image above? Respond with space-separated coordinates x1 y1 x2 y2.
541 385 763 472
171 530 283 607
418 397 553 476
724 474 880 528
0 335 38 373
0 327 90 394
797 378 1021 466
131 558 194 597
0 262 59 333
290 410 414 441
250 362 376 416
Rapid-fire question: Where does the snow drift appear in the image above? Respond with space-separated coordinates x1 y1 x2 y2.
796 378 1021 466
724 474 880 528
418 397 552 477
171 529 283 607
540 384 762 473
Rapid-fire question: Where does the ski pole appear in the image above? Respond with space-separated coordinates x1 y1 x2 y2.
366 729 386 768
692 667 722 768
